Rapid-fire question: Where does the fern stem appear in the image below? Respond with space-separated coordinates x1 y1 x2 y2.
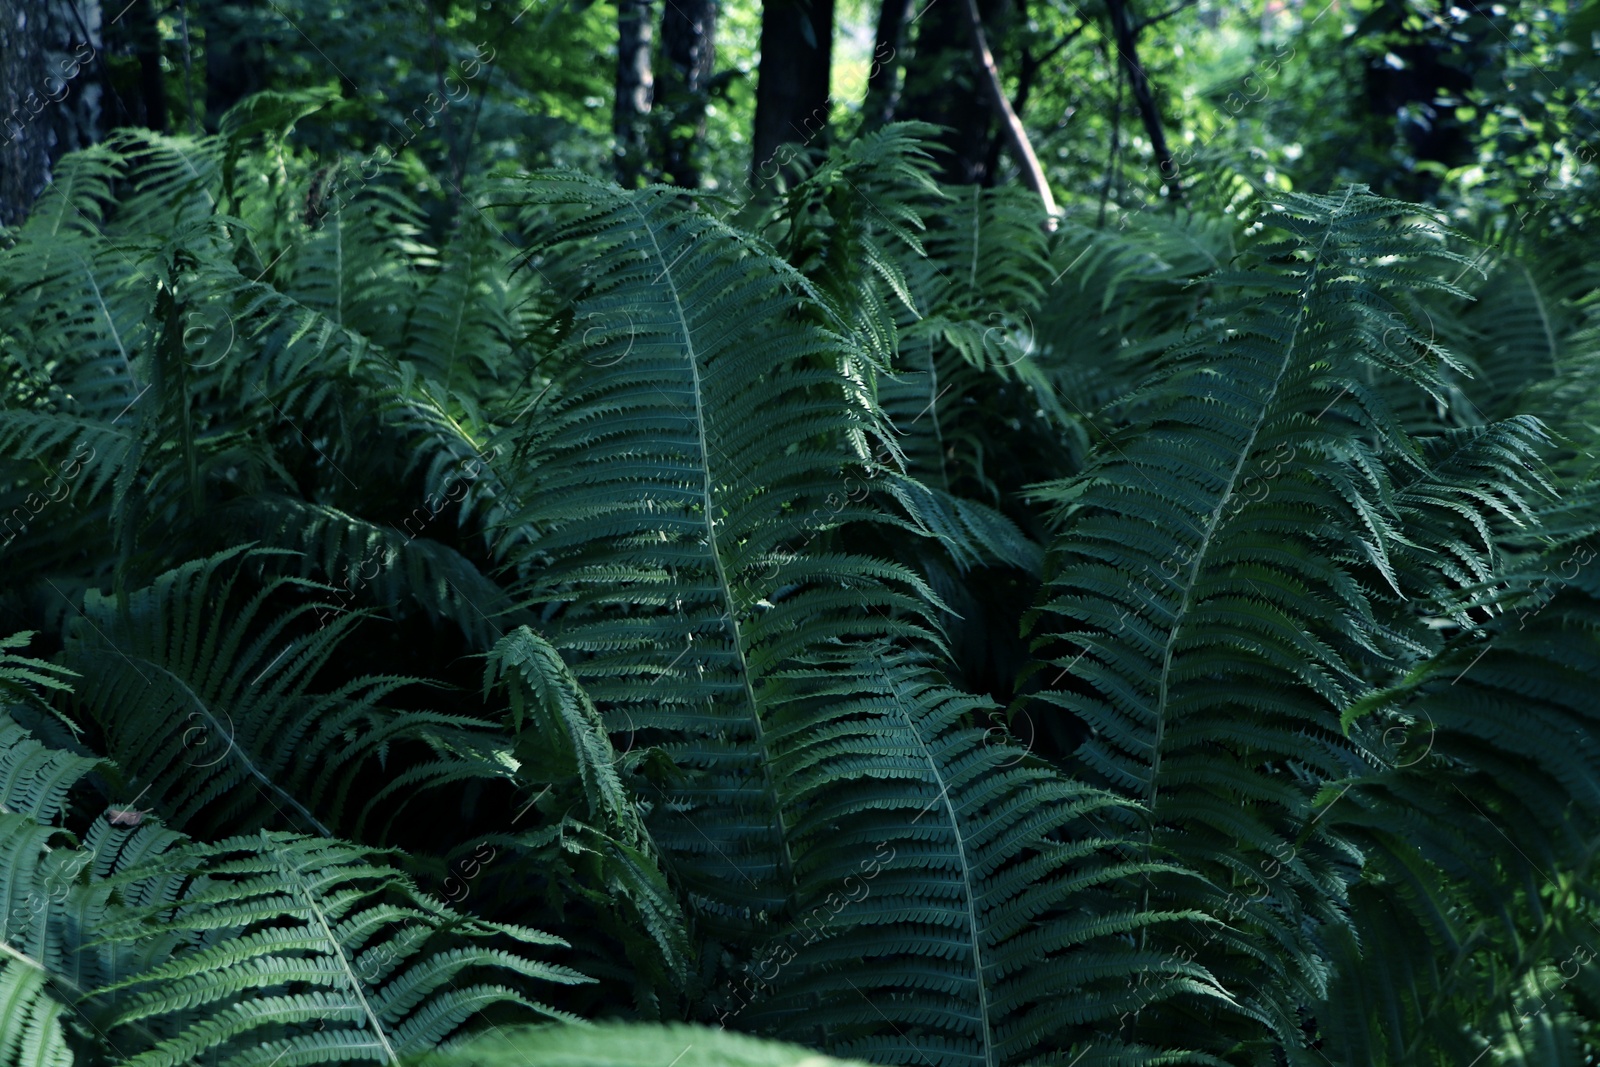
271 834 401 1066
880 660 997 1067
627 197 797 889
0 938 46 973
144 658 333 837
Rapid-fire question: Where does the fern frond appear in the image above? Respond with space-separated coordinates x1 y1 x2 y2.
1028 186 1548 1059
495 173 943 935
416 1020 877 1067
740 648 1226 1067
482 627 695 1002
91 830 591 1067
1316 491 1600 1064
61 548 510 840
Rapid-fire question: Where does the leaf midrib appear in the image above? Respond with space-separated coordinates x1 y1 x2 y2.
137 657 332 837
1146 190 1352 814
272 836 399 1066
627 197 795 887
882 662 997 1067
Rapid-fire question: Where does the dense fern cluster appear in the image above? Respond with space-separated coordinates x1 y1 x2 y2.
2 98 1598 1066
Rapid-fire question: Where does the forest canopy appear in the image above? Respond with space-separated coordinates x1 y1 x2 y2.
1 1 1598 1065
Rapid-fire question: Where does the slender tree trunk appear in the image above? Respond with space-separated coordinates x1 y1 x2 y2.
0 0 102 226
134 0 166 131
1099 58 1124 227
614 0 654 186
102 0 167 132
657 0 716 188
961 0 1055 218
861 0 912 128
981 16 1085 192
201 0 265 130
751 0 835 185
1104 0 1182 201
897 0 1008 186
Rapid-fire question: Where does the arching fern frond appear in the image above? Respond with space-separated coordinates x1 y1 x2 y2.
91 831 592 1067
739 648 1225 1067
61 548 512 841
494 173 943 937
1316 492 1600 1065
1028 185 1548 1060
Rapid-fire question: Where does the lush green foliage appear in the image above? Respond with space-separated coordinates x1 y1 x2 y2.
2 38 1599 1067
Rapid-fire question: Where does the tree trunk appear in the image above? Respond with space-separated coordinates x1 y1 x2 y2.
200 0 265 131
1104 0 1182 202
751 0 835 186
961 0 1055 218
657 0 716 188
102 0 167 133
896 0 1009 186
614 0 654 186
0 0 102 226
861 0 912 128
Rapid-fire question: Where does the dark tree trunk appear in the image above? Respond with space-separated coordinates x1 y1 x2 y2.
614 0 654 186
751 0 835 185
657 0 716 188
896 0 1010 186
102 0 167 132
961 0 1055 216
1104 0 1182 201
200 0 265 131
861 0 912 128
0 0 102 226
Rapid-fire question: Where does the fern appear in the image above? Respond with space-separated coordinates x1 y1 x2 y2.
417 1021 877 1067
493 172 942 937
481 627 694 1005
1029 186 1552 1060
738 647 1223 1067
0 697 591 1067
92 831 590 1067
60 548 511 841
1315 485 1600 1064
4 110 1597 1067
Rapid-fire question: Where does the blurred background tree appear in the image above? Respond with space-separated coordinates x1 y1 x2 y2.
2 0 1591 230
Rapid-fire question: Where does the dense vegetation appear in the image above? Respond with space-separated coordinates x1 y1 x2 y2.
1 2 1597 1065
